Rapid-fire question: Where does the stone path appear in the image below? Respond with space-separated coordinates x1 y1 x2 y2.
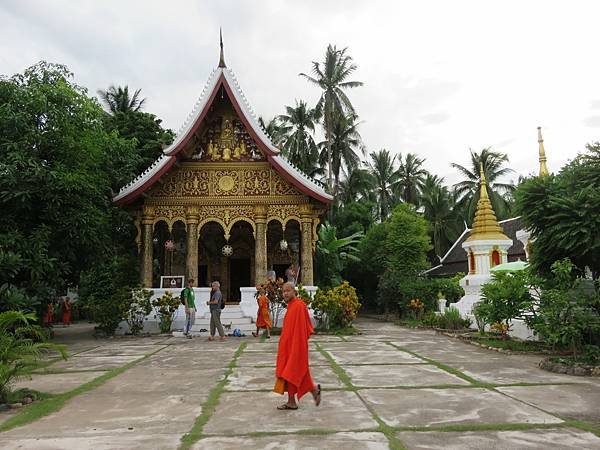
1 319 600 449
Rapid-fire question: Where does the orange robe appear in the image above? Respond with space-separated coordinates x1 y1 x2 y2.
62 301 71 325
43 304 53 325
274 298 315 399
256 295 272 329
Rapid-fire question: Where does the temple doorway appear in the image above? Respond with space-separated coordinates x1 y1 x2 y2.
229 258 251 302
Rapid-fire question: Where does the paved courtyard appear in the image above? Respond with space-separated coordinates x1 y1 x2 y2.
1 318 600 449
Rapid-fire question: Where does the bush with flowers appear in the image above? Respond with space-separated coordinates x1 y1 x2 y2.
407 298 425 320
312 281 360 329
152 291 181 333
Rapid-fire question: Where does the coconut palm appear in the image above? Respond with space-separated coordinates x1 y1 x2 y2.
451 148 516 222
258 116 286 147
300 45 363 192
337 167 374 206
97 85 146 115
394 153 428 205
278 100 319 176
319 113 363 192
368 149 399 221
420 174 462 257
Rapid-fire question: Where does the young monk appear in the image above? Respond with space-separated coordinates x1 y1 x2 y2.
62 297 72 326
274 281 321 410
43 301 54 326
252 286 272 338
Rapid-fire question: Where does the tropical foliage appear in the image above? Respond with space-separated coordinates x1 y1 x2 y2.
312 281 361 329
315 223 362 289
0 311 67 403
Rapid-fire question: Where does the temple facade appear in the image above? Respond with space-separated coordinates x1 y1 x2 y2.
113 43 332 305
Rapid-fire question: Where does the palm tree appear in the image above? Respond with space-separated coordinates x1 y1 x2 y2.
337 167 374 206
451 148 516 223
278 100 319 176
258 116 285 147
368 149 399 221
300 45 363 192
420 174 462 257
394 153 428 205
97 85 146 115
319 113 363 192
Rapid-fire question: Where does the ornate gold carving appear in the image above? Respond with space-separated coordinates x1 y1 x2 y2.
218 175 235 192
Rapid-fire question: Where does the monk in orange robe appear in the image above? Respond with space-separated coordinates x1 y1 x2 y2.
43 302 54 326
252 287 272 338
274 282 321 410
62 297 72 326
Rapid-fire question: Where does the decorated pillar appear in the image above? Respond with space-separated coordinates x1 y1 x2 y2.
300 204 314 286
185 207 199 284
140 207 154 288
254 204 268 284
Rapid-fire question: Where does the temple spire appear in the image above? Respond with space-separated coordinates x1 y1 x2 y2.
465 162 509 242
537 126 549 176
218 28 226 68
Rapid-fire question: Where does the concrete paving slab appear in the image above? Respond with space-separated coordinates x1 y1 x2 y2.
12 371 106 394
236 350 329 367
344 364 470 387
226 365 344 391
309 335 345 342
0 434 182 450
136 351 234 369
194 432 390 449
75 345 165 356
402 346 510 363
326 349 423 365
243 342 280 352
203 391 378 434
360 388 563 427
449 361 580 384
317 341 392 352
497 384 600 421
50 354 142 371
94 367 225 395
1 391 204 438
396 428 600 449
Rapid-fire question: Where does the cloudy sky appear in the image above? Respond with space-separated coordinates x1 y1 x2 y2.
2 0 599 184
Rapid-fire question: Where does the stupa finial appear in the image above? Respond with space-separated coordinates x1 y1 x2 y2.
218 28 226 68
537 126 549 176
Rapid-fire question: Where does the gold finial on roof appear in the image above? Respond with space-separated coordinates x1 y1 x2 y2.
465 162 510 242
218 28 226 68
537 126 549 176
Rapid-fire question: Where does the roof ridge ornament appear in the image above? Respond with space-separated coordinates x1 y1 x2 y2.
218 28 226 68
537 126 549 176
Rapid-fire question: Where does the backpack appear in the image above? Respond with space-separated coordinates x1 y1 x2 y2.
220 295 225 310
180 288 187 306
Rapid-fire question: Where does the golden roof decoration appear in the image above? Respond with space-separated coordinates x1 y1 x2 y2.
537 126 549 177
465 162 510 242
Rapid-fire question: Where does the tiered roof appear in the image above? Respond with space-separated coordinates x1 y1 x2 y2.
113 45 333 206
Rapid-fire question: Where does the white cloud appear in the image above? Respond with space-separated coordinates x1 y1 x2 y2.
1 0 599 186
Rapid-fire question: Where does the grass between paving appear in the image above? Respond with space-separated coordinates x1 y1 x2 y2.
0 347 165 433
315 343 406 450
179 342 246 450
386 339 600 439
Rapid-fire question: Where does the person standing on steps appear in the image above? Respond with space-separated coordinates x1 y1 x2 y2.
207 281 226 341
274 282 321 410
183 279 196 339
252 285 272 338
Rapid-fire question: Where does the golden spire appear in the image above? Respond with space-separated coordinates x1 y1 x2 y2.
465 162 510 242
218 28 226 68
537 126 549 176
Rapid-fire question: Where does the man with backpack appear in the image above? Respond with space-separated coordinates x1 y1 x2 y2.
207 280 226 341
182 279 195 339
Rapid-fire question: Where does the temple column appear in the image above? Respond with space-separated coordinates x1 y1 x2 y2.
140 211 154 288
254 205 268 284
185 207 199 284
300 205 314 286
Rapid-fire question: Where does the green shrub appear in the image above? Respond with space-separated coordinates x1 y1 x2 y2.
312 282 361 329
437 307 471 330
479 271 532 330
0 311 67 403
152 291 180 333
124 288 153 335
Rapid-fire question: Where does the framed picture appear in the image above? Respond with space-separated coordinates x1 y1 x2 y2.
160 276 185 289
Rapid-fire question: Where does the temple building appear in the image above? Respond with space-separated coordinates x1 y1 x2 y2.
113 38 332 304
